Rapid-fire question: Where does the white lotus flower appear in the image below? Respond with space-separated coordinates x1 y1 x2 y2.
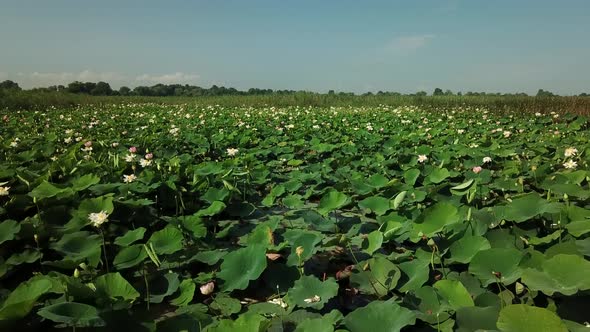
563 160 577 169
0 186 10 196
88 211 109 227
564 147 578 157
303 295 321 304
227 148 239 156
123 174 137 183
139 158 152 167
417 154 428 163
483 156 492 163
125 153 136 162
268 298 288 308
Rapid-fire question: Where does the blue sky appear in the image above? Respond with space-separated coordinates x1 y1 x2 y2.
1 0 589 94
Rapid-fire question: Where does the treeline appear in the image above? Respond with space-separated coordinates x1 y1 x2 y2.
2 79 589 97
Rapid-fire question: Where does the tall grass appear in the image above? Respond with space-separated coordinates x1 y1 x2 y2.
2 90 590 114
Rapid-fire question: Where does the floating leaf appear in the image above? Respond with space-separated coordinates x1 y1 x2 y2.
287 275 338 310
217 245 267 292
469 248 523 286
114 227 146 247
413 202 460 237
359 196 391 216
148 226 184 255
37 302 105 327
362 230 383 255
433 280 475 310
95 272 140 305
170 279 195 307
350 256 401 297
0 219 20 245
113 244 147 270
344 300 416 332
149 272 180 303
449 236 491 264
0 277 53 320
496 304 567 332
317 190 350 215
521 254 590 296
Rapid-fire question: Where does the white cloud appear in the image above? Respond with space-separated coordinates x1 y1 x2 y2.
135 72 199 84
385 34 435 55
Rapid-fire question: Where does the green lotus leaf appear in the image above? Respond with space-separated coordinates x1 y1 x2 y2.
404 168 421 186
37 302 105 327
344 300 416 332
201 187 230 204
294 317 335 332
350 256 401 297
433 279 475 310
398 258 430 292
50 231 102 266
149 272 180 303
413 202 460 237
317 190 350 215
208 313 269 332
94 272 140 304
449 235 491 264
469 248 523 286
426 167 450 184
197 201 226 217
358 195 391 216
210 294 242 316
0 277 53 320
362 230 383 255
114 227 146 246
217 244 267 292
496 304 567 332
148 226 184 255
170 279 196 307
521 254 590 296
502 193 562 223
28 181 73 200
283 229 323 266
113 244 147 270
0 219 20 245
367 174 389 189
70 174 100 192
455 306 499 332
287 275 339 310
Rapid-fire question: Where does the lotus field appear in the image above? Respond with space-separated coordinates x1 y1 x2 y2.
2 104 590 331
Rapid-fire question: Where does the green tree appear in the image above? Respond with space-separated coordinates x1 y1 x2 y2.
0 80 22 91
433 88 444 96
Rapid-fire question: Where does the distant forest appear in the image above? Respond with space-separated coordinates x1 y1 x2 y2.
1 79 587 97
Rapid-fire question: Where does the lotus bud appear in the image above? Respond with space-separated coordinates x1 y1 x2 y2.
295 246 304 258
200 281 215 295
74 268 80 278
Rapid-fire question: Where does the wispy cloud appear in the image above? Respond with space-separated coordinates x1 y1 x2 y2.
135 72 199 84
385 34 435 55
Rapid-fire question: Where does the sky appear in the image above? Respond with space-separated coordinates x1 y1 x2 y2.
1 0 589 94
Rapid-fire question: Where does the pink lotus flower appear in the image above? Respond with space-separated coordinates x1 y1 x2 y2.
472 166 483 174
84 141 92 147
145 153 153 160
129 146 137 153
